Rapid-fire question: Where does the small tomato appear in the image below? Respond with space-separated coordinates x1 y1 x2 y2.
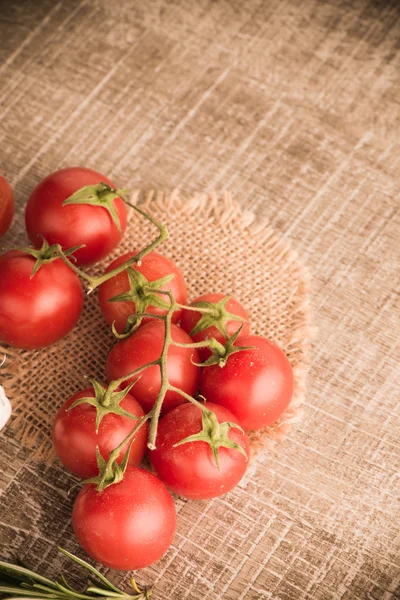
0 176 14 237
150 402 250 499
200 335 294 430
52 387 148 479
72 466 176 570
25 167 127 265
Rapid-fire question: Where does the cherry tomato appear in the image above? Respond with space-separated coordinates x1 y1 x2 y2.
72 466 176 570
52 387 148 479
200 335 294 430
25 167 127 265
98 250 187 334
0 250 83 349
106 321 200 414
0 176 14 238
150 402 250 499
180 292 250 360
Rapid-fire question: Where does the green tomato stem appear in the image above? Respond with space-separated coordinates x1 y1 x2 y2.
85 197 169 293
109 360 161 390
147 291 176 449
52 244 93 282
170 339 218 349
100 288 216 463
110 413 151 458
102 291 233 462
167 385 208 412
175 302 216 314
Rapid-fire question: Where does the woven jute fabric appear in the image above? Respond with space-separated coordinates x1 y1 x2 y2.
0 191 311 460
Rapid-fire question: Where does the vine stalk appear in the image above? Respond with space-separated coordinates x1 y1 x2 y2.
51 188 247 491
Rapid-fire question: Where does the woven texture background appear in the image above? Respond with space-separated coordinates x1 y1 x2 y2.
1 1 399 599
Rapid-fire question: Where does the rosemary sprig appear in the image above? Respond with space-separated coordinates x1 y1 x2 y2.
0 548 151 600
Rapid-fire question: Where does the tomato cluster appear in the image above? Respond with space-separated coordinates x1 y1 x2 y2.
0 168 294 573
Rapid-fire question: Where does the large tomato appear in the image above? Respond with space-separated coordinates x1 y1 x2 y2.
106 321 200 414
72 466 176 570
200 335 294 430
98 250 187 334
149 402 250 499
0 176 14 237
25 167 127 265
180 292 250 360
52 387 148 479
0 250 83 349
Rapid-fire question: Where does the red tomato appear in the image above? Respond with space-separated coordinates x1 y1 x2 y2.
0 176 14 238
181 293 250 360
72 466 176 570
149 402 250 499
52 387 148 479
25 167 127 266
98 250 187 334
0 250 83 349
200 335 294 430
106 321 200 414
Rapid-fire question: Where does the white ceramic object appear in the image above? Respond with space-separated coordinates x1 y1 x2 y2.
0 385 11 431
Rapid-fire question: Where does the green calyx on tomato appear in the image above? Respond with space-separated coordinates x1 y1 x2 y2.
108 266 175 338
73 433 142 493
81 443 133 491
63 182 130 234
67 378 141 433
200 326 255 368
173 408 248 470
16 237 84 278
189 296 246 338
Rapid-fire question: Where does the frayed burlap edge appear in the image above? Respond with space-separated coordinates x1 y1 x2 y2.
0 190 313 461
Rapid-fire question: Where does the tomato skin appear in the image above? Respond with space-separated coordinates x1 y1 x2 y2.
98 250 187 333
52 387 148 479
25 167 127 266
106 321 200 414
200 335 294 430
180 293 250 360
72 466 176 570
0 250 83 349
150 402 250 500
0 176 14 237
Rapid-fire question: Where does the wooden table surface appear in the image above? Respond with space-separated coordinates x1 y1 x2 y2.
0 1 399 599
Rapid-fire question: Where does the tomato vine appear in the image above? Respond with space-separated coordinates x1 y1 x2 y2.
1 173 295 573
40 186 251 493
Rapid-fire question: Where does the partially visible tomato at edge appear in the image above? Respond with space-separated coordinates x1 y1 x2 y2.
99 250 187 334
72 466 176 570
200 334 294 431
0 250 83 349
52 387 148 479
25 167 127 266
180 292 250 360
0 176 14 238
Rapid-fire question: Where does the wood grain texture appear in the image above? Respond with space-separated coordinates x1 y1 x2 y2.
0 1 399 599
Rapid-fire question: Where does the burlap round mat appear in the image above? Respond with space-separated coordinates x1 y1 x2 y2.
0 191 312 461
